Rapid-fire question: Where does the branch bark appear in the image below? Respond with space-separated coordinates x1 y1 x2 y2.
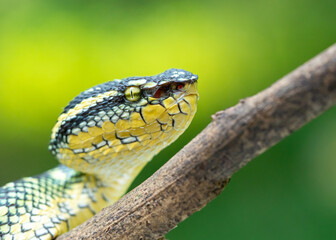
58 44 336 240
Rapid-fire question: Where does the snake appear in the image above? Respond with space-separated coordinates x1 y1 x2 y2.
0 69 199 240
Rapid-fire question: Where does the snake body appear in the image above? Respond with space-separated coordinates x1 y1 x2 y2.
0 69 199 240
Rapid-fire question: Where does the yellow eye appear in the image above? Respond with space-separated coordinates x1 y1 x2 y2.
125 86 141 101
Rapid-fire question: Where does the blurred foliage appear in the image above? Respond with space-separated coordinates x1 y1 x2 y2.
0 0 335 239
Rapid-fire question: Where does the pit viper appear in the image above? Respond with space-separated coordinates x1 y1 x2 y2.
0 69 199 240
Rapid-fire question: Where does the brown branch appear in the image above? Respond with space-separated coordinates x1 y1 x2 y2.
58 44 336 240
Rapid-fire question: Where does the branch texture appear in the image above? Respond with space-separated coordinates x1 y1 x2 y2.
58 44 336 240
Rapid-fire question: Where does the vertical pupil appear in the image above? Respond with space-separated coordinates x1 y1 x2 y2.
131 89 134 98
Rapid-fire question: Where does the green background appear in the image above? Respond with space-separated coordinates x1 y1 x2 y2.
0 0 335 239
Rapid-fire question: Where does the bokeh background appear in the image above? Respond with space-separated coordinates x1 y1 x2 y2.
0 0 336 239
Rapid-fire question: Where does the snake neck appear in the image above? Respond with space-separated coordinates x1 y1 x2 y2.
0 163 149 239
46 164 144 205
83 151 155 192
42 163 147 233
50 155 152 207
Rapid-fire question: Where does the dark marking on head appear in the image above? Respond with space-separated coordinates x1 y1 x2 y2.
62 69 197 114
52 95 125 150
63 81 124 114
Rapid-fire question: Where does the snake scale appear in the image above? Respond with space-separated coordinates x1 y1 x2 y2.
0 69 199 240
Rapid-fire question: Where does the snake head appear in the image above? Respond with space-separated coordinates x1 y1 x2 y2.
49 69 199 183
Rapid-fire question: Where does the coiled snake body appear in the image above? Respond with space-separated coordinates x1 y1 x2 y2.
0 69 199 239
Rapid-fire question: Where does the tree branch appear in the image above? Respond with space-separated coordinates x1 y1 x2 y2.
58 44 336 240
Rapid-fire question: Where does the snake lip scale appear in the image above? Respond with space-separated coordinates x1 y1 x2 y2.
0 68 199 240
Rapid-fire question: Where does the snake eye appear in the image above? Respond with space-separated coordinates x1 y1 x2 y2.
125 86 141 101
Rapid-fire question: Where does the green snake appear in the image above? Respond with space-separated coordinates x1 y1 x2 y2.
0 69 199 240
